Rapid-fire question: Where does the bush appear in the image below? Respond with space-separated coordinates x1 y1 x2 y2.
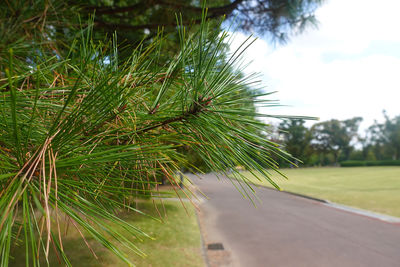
340 161 367 167
366 160 400 166
340 160 400 167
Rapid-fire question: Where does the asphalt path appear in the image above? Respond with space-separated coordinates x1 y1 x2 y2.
191 173 400 267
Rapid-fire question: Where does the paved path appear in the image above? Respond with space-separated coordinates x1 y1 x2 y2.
191 173 400 267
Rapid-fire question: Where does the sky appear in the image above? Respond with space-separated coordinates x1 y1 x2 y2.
229 0 400 131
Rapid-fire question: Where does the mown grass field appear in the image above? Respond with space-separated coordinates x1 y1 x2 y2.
241 167 400 217
10 198 203 267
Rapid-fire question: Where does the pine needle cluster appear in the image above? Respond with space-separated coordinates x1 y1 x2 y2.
0 4 297 266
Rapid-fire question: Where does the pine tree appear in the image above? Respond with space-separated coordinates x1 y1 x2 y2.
0 1 313 265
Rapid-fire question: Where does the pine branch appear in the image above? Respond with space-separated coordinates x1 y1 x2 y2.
87 2 144 15
134 96 213 136
86 0 244 16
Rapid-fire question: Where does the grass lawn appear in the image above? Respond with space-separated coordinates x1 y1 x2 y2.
10 197 204 267
240 166 400 217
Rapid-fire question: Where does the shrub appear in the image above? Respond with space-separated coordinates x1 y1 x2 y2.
340 161 367 167
366 160 400 166
340 160 400 167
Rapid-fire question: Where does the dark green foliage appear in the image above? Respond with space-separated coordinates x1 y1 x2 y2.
368 112 400 160
278 119 312 166
79 0 325 44
340 160 400 167
340 160 367 167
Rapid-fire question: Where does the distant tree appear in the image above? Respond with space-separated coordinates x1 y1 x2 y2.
341 117 363 160
279 119 312 165
369 112 400 160
311 117 362 164
358 136 373 161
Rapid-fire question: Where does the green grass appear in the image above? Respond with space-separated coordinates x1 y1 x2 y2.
10 199 204 267
241 167 400 217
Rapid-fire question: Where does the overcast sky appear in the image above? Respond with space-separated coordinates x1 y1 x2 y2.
230 0 400 131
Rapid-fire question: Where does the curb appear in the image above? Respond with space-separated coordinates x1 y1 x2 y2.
189 183 211 267
324 201 400 224
194 201 211 267
256 184 400 224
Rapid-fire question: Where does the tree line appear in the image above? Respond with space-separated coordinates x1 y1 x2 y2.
276 112 400 167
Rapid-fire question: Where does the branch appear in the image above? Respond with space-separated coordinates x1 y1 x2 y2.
94 13 222 32
133 96 213 137
95 19 165 31
158 0 245 16
87 0 244 17
85 2 145 15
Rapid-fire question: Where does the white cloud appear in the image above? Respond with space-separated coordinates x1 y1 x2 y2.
229 0 400 130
